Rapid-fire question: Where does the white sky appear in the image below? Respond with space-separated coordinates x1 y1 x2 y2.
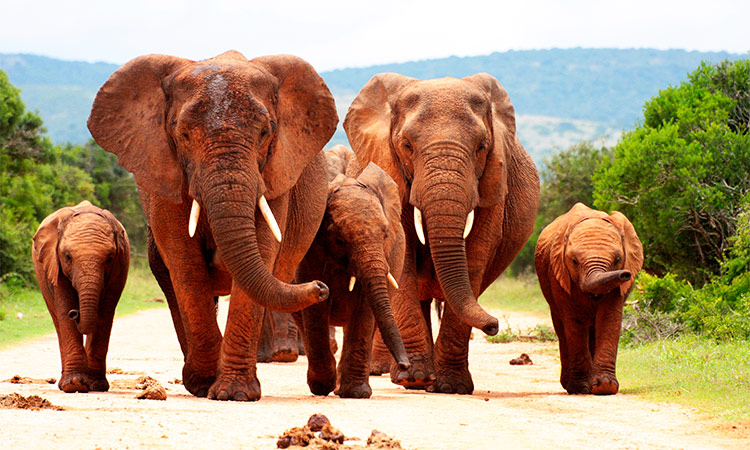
2 0 748 71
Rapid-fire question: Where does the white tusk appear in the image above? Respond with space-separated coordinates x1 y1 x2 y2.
188 199 200 238
349 276 356 292
258 195 282 243
414 207 426 245
387 272 399 290
463 209 475 239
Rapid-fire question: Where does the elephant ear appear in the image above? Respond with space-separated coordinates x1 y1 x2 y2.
609 211 644 296
546 203 594 295
88 54 190 204
98 208 131 269
357 162 403 256
33 206 77 286
463 73 523 208
344 73 417 200
323 145 354 182
251 55 338 199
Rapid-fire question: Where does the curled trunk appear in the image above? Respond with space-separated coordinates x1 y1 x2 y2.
580 270 631 296
203 171 327 313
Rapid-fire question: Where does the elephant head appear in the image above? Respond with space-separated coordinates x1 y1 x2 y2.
88 51 337 312
33 201 129 335
343 73 522 335
550 203 643 298
325 160 409 370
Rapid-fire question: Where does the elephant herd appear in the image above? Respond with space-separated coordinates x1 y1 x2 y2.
30 50 643 402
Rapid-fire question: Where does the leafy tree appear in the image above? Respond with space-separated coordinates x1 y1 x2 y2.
593 59 750 285
510 141 612 275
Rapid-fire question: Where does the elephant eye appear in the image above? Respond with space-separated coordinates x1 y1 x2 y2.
64 252 72 263
614 255 622 265
477 142 487 152
259 126 269 140
402 139 413 153
335 237 346 246
571 258 579 266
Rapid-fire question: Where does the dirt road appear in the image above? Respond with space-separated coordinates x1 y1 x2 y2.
1 302 746 450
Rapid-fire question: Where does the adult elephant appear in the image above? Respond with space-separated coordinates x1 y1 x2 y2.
88 51 337 401
344 73 539 394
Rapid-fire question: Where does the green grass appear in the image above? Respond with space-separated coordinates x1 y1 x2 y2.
618 336 750 422
0 260 165 349
478 273 550 317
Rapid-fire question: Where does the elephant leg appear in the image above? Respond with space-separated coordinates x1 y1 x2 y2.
549 308 571 392
429 302 474 394
84 294 119 392
590 300 625 395
147 226 188 358
561 316 594 395
51 285 90 393
301 302 336 396
257 309 274 363
335 299 375 398
208 281 263 401
270 311 299 362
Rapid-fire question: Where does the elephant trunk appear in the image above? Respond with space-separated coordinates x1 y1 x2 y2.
74 267 104 335
202 166 327 312
353 244 410 371
580 269 631 296
413 151 498 335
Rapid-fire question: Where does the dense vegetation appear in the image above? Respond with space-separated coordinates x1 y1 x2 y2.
0 70 145 286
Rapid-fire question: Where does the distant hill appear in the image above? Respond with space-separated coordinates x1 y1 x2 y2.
1 48 743 164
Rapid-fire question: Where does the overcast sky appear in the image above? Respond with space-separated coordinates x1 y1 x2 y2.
2 0 748 71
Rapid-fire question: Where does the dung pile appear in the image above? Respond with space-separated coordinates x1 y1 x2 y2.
276 414 406 449
111 375 167 400
509 353 533 365
3 375 56 384
0 393 64 411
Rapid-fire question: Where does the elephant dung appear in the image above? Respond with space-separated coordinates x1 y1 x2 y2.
509 353 533 365
0 393 64 411
307 413 331 432
3 374 56 384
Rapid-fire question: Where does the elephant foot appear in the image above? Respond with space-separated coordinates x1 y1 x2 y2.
369 355 391 375
591 374 619 395
87 375 110 392
335 380 372 399
59 372 90 393
272 348 299 363
257 346 273 363
390 355 436 390
207 373 261 401
426 369 474 395
182 365 217 398
307 370 336 396
564 380 592 395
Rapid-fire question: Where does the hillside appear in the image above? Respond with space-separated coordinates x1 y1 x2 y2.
1 48 742 163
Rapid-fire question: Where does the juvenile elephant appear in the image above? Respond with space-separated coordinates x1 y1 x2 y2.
294 148 410 398
88 51 337 401
344 73 539 394
32 201 129 393
535 203 643 395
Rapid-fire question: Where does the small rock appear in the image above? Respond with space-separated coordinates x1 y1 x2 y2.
16 312 23 319
307 413 330 432
509 353 533 365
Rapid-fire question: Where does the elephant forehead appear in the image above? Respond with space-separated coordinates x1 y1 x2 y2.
60 216 116 251
399 79 489 115
328 189 387 234
567 219 622 250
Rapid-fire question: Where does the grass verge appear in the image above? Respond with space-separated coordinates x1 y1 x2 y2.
478 273 549 316
0 259 165 349
618 336 750 423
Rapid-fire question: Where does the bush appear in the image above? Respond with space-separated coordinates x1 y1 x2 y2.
594 58 750 285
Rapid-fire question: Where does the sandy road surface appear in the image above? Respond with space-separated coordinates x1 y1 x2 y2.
1 302 746 450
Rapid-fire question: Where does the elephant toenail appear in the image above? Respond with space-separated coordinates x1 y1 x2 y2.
413 371 425 379
234 392 249 401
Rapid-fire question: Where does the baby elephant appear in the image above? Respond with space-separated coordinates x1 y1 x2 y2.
32 201 130 393
535 203 643 395
295 148 410 398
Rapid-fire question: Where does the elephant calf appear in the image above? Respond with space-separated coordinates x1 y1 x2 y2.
535 203 643 395
32 201 130 393
294 147 410 398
